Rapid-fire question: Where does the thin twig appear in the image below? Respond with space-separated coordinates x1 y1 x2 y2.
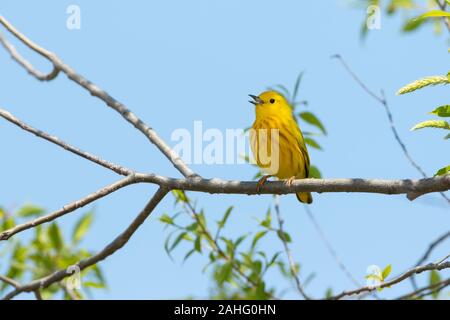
398 277 450 300
181 192 277 299
274 195 311 299
304 206 361 288
332 54 449 204
0 175 139 240
2 187 168 300
330 257 450 300
0 31 59 81
0 275 21 289
0 15 197 179
33 289 43 300
410 230 450 290
0 108 132 176
436 1 450 32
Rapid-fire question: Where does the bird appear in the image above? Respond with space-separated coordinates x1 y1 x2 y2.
249 90 313 204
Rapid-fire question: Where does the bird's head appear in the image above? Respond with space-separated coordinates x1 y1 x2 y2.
249 91 292 120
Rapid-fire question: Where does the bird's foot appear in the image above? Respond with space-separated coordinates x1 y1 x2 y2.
256 175 272 193
284 176 296 188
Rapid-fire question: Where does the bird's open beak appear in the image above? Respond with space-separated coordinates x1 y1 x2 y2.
249 94 263 105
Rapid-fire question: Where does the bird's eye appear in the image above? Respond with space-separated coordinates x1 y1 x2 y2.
269 98 275 104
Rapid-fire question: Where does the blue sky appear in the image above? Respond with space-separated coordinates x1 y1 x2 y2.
1 1 449 299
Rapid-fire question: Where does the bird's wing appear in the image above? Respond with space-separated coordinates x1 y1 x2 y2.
292 120 311 178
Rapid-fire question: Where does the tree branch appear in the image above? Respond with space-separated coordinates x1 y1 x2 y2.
181 192 277 299
2 187 168 300
0 175 139 240
133 173 450 199
0 15 197 179
1 14 449 300
0 107 132 176
332 54 449 204
0 275 21 289
398 277 450 300
436 1 450 33
410 230 450 290
274 196 310 299
2 174 449 241
330 258 450 300
0 31 59 81
304 206 362 288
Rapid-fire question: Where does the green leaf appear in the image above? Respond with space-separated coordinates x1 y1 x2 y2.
194 235 202 253
299 111 327 135
429 105 450 117
217 206 233 229
277 230 292 243
260 209 272 229
435 165 450 176
83 281 106 289
325 287 333 299
382 264 392 280
48 222 63 251
250 260 263 275
170 232 191 252
72 211 94 243
415 10 450 21
268 252 282 267
234 234 247 248
159 213 175 225
172 190 188 203
429 270 441 299
1 217 15 232
308 165 322 179
444 133 450 140
217 262 233 285
197 210 207 230
411 120 450 131
17 205 44 217
183 248 196 263
91 264 106 286
304 137 322 150
272 84 290 98
251 231 268 249
292 72 305 102
397 76 449 95
402 16 427 32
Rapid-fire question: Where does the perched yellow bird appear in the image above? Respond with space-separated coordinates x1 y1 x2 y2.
249 91 313 204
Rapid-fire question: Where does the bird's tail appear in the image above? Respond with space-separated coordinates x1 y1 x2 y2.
296 192 313 204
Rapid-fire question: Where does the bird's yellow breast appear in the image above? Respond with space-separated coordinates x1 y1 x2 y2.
250 116 307 179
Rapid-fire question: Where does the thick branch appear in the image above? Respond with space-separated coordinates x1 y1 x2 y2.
2 187 168 300
330 259 450 300
133 173 450 199
1 174 448 241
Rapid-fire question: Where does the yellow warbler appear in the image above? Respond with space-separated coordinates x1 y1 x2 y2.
249 91 312 204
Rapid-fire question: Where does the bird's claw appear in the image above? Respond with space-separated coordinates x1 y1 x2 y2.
284 176 296 188
256 175 272 194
